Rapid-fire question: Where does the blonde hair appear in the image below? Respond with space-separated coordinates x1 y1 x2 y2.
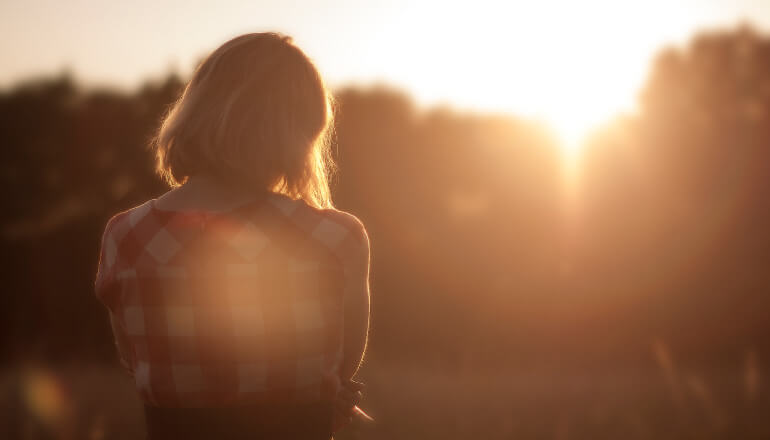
152 32 335 209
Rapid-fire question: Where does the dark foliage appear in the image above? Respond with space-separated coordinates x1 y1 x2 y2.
0 26 768 374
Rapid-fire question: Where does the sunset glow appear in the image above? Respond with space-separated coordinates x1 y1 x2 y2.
4 0 770 438
376 1 713 155
1 0 769 155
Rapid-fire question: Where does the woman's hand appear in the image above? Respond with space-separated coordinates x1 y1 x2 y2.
332 379 365 432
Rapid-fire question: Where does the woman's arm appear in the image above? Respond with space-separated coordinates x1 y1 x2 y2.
339 219 371 381
332 220 370 431
95 213 136 376
109 312 136 375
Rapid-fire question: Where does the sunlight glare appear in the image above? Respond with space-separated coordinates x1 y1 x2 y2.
373 1 692 156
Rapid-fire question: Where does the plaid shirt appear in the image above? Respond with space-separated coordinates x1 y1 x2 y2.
95 193 369 408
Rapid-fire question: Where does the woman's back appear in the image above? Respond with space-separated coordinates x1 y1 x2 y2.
95 187 369 437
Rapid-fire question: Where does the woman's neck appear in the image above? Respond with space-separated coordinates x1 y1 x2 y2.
154 174 262 212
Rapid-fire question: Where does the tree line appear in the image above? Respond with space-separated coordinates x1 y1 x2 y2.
1 25 768 370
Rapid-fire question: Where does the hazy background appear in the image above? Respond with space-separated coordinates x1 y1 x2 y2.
1 1 769 439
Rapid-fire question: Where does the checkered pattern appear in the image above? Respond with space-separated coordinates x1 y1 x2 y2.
95 194 369 408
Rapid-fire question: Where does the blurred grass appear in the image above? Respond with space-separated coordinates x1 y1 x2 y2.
2 356 767 440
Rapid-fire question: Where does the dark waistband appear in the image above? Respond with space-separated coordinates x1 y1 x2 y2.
143 401 333 440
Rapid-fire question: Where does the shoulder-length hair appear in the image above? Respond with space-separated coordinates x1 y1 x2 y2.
152 32 335 209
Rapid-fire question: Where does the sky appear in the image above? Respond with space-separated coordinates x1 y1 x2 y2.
2 0 769 146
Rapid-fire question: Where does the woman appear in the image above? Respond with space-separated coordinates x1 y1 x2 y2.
94 32 370 439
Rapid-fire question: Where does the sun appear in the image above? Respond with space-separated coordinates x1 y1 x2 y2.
541 98 624 157
373 1 664 158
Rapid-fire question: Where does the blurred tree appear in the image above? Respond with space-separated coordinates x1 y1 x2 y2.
0 25 769 369
581 24 770 361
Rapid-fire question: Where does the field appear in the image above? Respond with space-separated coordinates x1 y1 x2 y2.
2 356 767 440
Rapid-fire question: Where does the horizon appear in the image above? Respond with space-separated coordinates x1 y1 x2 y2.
2 0 770 148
